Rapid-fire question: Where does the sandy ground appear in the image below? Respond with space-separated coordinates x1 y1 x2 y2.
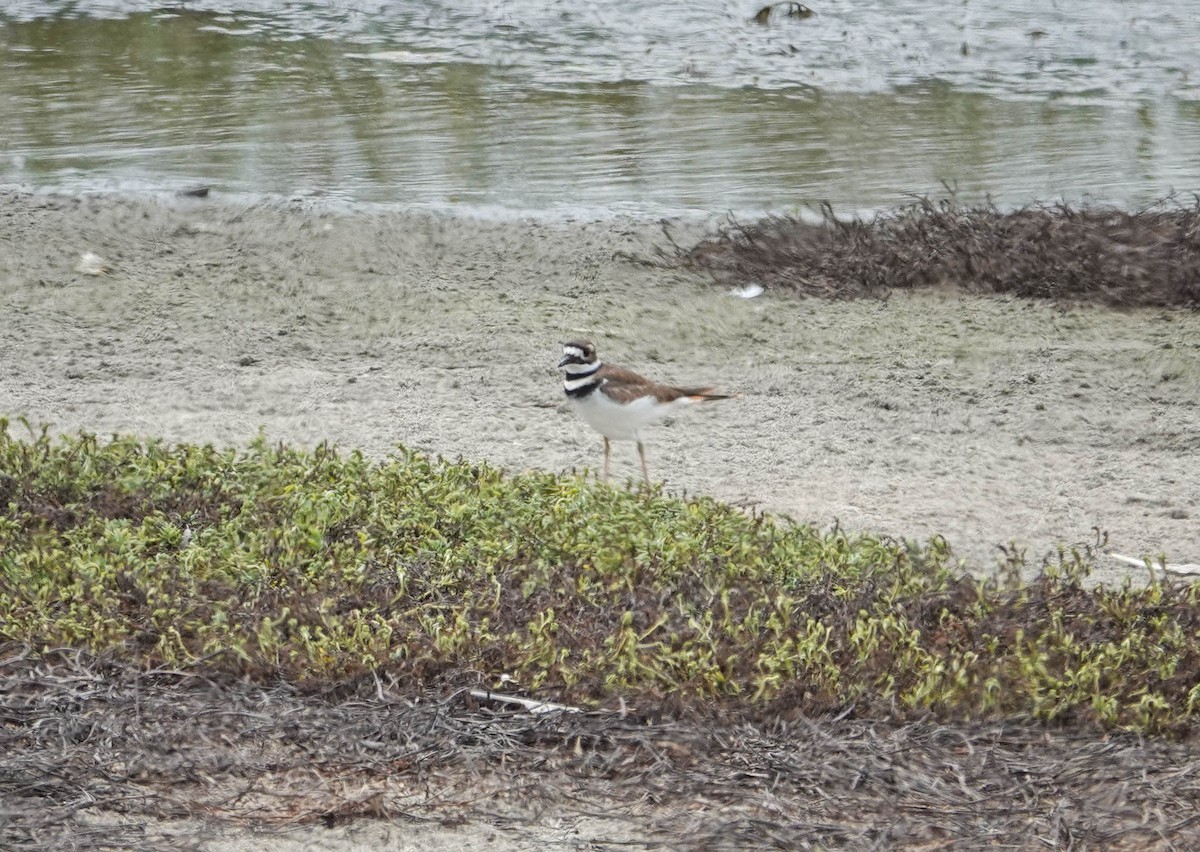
2 190 1198 577
2 190 1200 848
78 812 650 851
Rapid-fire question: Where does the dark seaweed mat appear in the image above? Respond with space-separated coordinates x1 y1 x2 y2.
665 196 1200 308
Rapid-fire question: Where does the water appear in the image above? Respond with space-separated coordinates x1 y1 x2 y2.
2 1 1198 216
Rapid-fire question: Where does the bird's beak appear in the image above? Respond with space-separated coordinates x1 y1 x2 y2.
556 354 571 368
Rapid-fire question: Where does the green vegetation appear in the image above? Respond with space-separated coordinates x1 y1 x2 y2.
1 420 1198 733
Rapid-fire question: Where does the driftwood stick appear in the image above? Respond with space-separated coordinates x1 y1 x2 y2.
1109 553 1200 576
468 689 581 715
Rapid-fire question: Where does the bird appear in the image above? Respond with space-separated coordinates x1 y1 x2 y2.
557 339 735 485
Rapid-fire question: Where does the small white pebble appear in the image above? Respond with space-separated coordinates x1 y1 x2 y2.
75 251 110 275
730 283 764 299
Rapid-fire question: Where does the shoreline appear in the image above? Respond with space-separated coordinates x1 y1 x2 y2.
2 188 1198 576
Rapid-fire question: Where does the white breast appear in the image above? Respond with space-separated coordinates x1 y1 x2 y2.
570 389 693 442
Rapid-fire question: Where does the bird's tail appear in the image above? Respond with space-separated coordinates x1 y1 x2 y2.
682 387 741 402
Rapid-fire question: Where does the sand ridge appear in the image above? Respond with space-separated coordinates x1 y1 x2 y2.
1 189 1198 577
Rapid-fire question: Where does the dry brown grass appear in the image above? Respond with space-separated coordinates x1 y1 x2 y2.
3 653 1200 850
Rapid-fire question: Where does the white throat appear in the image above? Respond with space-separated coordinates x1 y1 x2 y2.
563 360 601 377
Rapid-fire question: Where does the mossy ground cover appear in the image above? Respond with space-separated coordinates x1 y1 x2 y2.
2 420 1198 734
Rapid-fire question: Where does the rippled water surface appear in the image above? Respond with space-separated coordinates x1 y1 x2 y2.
2 1 1198 215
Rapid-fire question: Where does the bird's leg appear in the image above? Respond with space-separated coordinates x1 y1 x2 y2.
637 441 650 486
603 437 611 482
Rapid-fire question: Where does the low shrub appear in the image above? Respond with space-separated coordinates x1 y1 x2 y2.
2 420 1197 732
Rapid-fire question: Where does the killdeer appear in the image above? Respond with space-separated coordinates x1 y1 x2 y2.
557 340 735 484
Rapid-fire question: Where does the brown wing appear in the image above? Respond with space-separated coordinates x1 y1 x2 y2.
596 364 735 404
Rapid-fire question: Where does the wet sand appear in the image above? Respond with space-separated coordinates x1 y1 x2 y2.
2 190 1198 578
